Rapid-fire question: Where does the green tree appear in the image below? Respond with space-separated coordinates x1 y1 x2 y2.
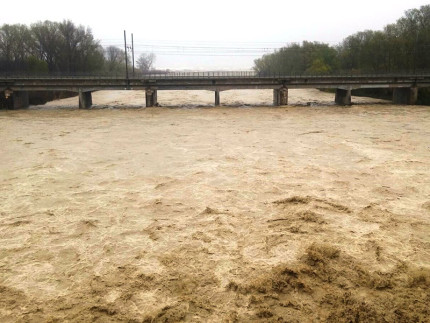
254 41 336 75
26 56 49 73
306 58 331 74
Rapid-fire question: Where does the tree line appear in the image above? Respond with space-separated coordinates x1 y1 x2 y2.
254 5 430 75
0 20 155 74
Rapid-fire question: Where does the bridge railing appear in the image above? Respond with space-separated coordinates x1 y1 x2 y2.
0 71 259 79
1 69 430 79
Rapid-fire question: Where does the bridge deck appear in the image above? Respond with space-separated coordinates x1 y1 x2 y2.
2 73 430 92
2 72 429 108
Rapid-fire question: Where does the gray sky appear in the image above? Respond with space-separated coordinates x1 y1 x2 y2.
2 0 429 70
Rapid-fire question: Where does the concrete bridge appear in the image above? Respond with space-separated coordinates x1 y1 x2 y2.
1 72 430 109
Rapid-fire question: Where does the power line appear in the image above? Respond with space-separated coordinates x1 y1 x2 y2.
99 38 298 45
97 38 352 58
100 43 281 51
100 43 277 57
100 38 430 58
133 53 263 57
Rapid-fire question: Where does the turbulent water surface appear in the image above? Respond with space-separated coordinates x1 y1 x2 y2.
1 89 429 321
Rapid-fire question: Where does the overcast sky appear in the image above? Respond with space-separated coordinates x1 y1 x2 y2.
2 0 429 70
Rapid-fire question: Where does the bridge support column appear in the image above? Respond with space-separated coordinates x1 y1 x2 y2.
146 89 158 107
10 91 29 109
1 91 9 109
273 88 288 106
393 87 417 105
215 90 220 106
335 88 352 105
79 91 92 109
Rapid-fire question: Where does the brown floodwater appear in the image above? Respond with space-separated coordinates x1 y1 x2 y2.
1 90 429 322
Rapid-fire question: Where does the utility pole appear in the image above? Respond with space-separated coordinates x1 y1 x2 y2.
413 28 419 74
124 30 129 82
132 33 135 77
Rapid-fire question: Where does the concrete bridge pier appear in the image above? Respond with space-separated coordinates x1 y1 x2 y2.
146 89 158 107
335 88 352 105
393 87 417 105
273 88 288 106
215 90 220 106
79 91 92 109
13 91 29 109
4 91 30 109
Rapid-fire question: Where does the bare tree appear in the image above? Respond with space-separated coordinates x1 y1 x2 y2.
104 46 125 73
31 21 61 71
58 20 84 72
136 53 155 72
0 24 34 71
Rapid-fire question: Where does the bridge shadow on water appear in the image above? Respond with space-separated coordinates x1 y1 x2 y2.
24 88 393 110
27 100 394 111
